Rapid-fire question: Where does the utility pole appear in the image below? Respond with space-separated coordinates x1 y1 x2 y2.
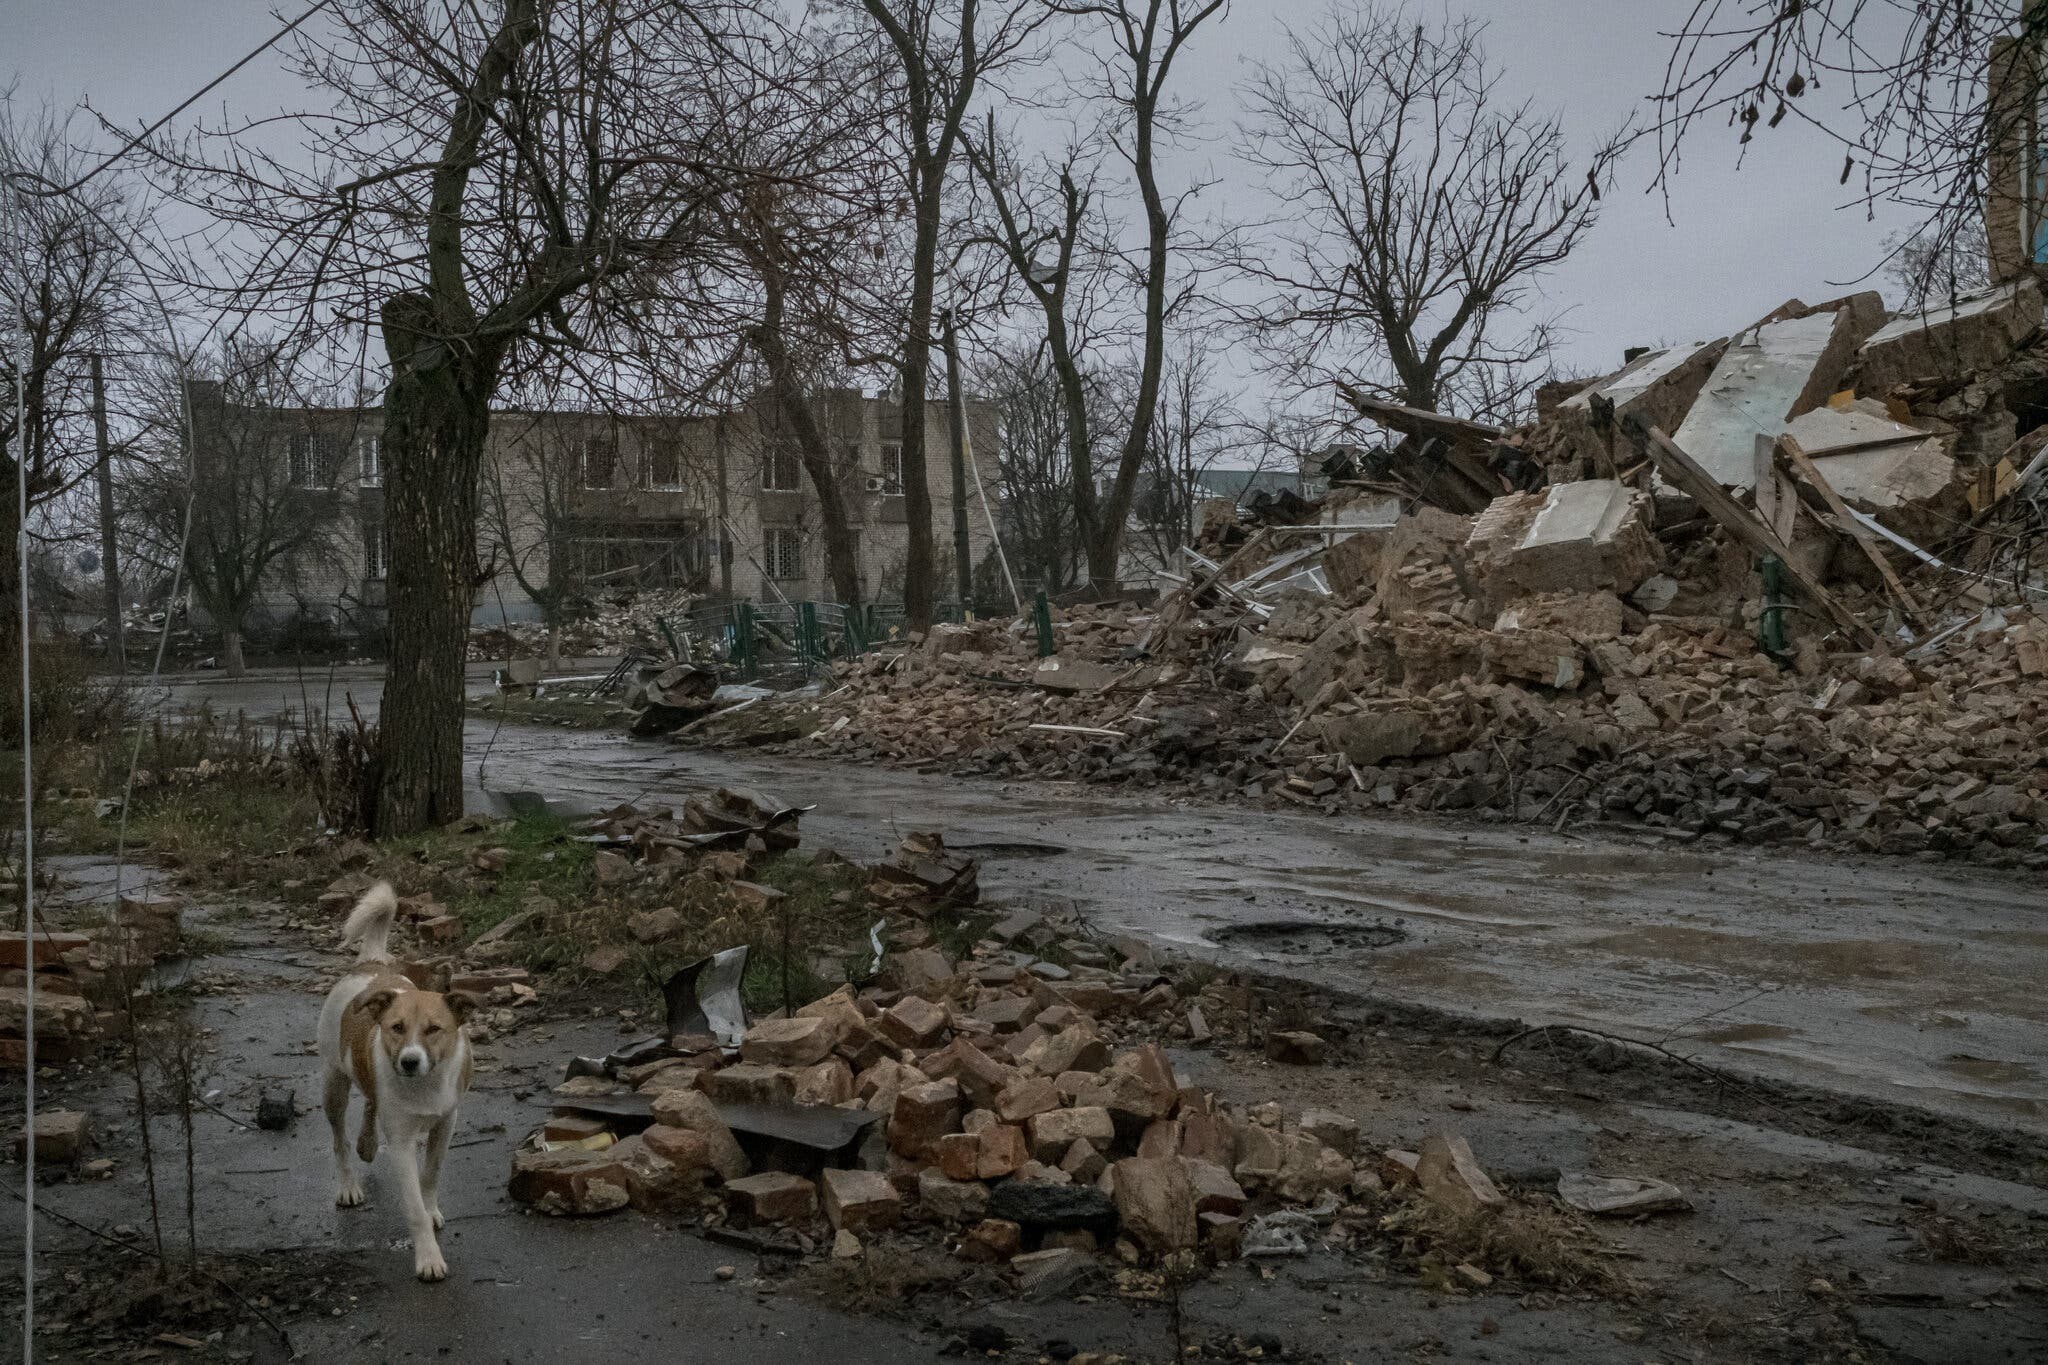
88 353 124 671
939 309 972 610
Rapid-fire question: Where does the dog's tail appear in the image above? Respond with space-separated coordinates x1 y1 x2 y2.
341 882 398 963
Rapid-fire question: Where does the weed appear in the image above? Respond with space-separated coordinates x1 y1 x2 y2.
1910 1209 2019 1266
1388 1196 1637 1298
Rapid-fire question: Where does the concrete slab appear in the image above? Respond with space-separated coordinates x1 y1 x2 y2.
1466 481 1660 599
1809 439 1957 510
1856 278 2043 395
1562 336 1725 422
1784 399 1937 455
1671 295 1885 489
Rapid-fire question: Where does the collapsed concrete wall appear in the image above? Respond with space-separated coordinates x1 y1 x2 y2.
1671 294 1886 490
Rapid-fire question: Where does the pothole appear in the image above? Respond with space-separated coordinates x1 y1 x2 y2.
1209 920 1407 955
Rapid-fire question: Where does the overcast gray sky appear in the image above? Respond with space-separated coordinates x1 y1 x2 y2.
5 1 1922 388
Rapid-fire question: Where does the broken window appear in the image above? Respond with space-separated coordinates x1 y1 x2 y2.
763 444 802 492
287 431 338 488
764 526 803 580
646 442 684 490
363 513 389 580
579 435 617 489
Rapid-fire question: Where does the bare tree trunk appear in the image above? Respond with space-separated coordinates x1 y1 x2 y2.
748 279 861 606
940 309 973 608
545 619 563 670
221 626 247 679
90 353 125 671
376 291 494 837
899 239 938 628
713 413 733 598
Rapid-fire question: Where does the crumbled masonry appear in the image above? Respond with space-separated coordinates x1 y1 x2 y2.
663 281 2048 867
500 797 1539 1287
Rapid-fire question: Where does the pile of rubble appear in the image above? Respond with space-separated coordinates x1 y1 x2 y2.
509 909 1541 1287
469 585 705 662
689 281 2048 864
0 892 185 1070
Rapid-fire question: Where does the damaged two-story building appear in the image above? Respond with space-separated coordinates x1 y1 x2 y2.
177 379 1001 647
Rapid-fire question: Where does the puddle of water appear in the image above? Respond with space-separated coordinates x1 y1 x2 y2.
1695 1023 1800 1045
1859 1004 1970 1029
1209 920 1406 956
1216 866 1553 930
1942 1054 2040 1086
1584 925 1952 983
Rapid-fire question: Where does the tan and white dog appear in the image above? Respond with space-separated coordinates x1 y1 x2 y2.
318 882 477 1281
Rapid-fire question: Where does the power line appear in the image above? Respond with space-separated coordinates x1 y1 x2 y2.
8 0 337 200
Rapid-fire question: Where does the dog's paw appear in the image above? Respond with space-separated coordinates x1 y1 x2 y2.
429 1206 444 1231
414 1249 448 1283
335 1182 365 1208
355 1132 379 1163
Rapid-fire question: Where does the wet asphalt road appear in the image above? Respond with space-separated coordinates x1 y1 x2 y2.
156 665 2048 1136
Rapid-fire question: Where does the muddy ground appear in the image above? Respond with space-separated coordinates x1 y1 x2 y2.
3 670 2045 1361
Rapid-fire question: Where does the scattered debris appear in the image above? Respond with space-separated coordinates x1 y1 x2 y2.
1556 1172 1692 1217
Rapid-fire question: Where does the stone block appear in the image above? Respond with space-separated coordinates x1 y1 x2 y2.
13 1109 87 1165
726 1171 818 1224
960 1218 1022 1264
648 1089 750 1180
822 1167 902 1233
1110 1157 1199 1254
917 1166 989 1223
995 1075 1061 1124
508 1147 631 1216
977 1124 1029 1180
740 1015 835 1068
921 1036 1015 1110
878 994 948 1049
1416 1133 1504 1214
1027 1105 1115 1164
792 1057 855 1107
888 1078 962 1158
701 1062 794 1107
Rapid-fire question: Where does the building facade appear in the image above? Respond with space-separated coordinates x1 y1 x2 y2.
178 381 1002 641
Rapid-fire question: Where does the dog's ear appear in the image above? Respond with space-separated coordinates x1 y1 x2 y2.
353 988 400 1021
445 991 481 1024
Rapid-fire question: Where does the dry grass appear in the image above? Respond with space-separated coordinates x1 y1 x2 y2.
800 1244 987 1315
1387 1195 1638 1298
1908 1209 2021 1266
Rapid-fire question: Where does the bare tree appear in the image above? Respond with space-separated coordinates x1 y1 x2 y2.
1651 2 2032 279
127 342 350 677
0 100 152 646
854 0 1044 627
1237 7 1618 416
977 341 1082 592
1884 219 1993 308
1130 338 1239 573
966 123 1125 590
1035 0 1227 592
158 1 754 833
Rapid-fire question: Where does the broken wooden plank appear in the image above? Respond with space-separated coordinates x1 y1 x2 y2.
1335 382 1504 447
1027 724 1126 739
1773 434 1926 621
1630 421 1878 648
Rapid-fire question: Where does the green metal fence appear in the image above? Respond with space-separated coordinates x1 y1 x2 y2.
661 598 997 684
